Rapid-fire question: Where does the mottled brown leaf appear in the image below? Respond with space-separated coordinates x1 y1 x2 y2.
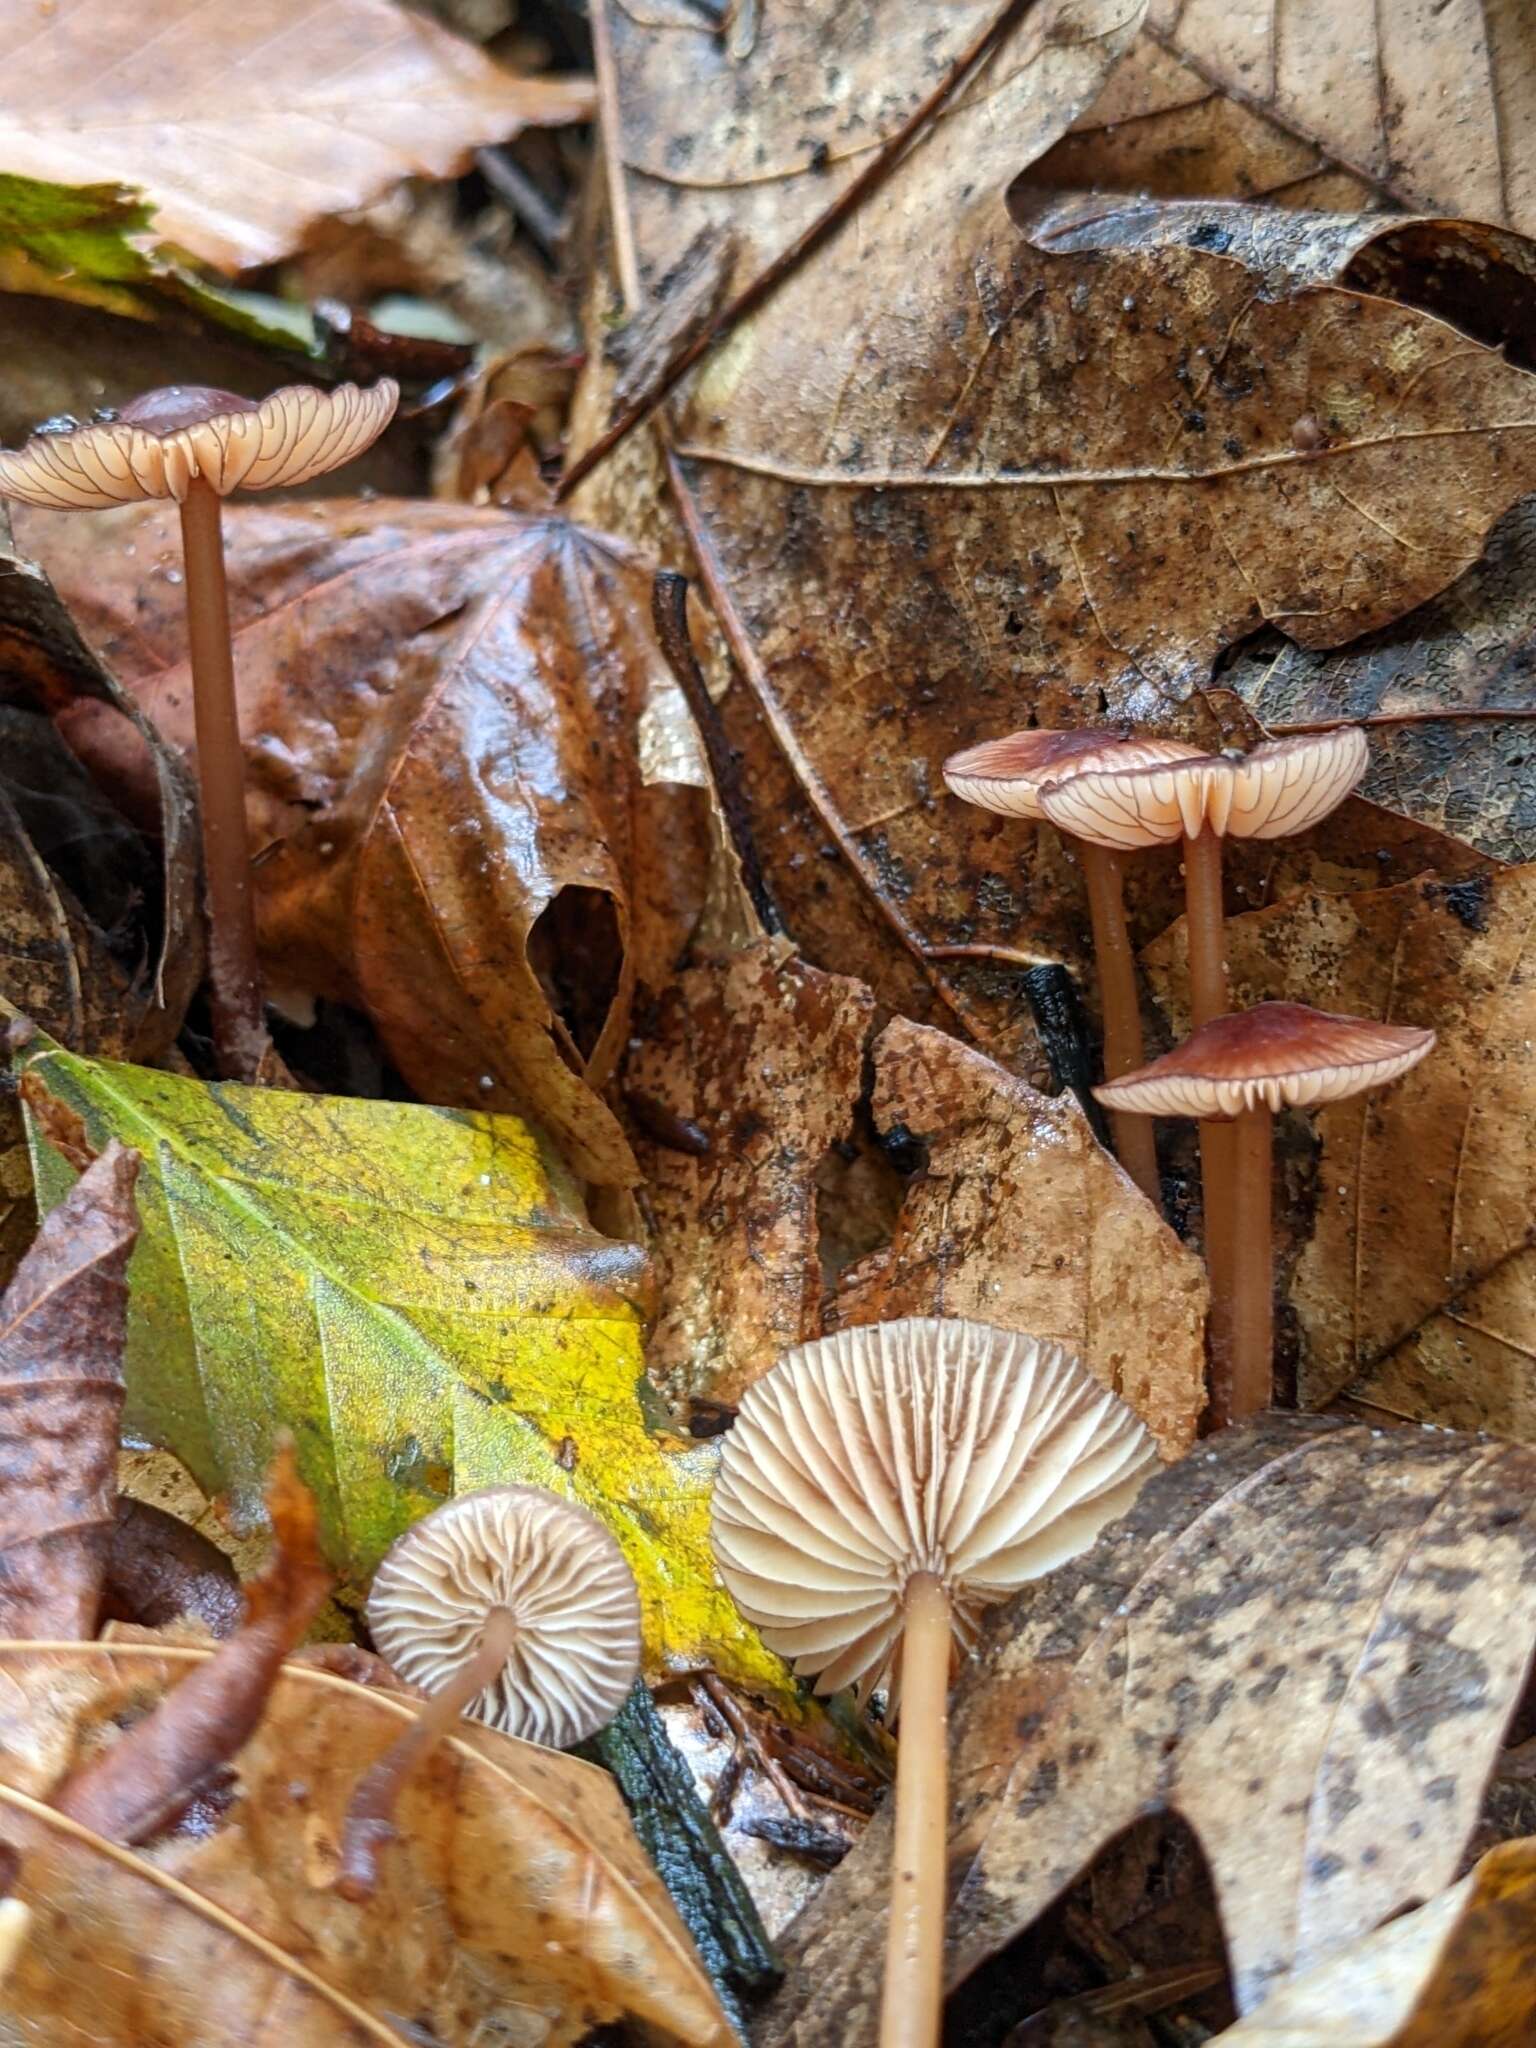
1143 866 1536 1422
1213 1836 1536 2048
0 1135 138 1640
0 0 594 272
0 1638 732 2046
54 1444 331 1845
626 941 875 1412
757 1418 1536 2044
832 1016 1207 1454
24 499 713 1188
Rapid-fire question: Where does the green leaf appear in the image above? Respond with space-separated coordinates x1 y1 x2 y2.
0 172 313 355
17 1040 790 1702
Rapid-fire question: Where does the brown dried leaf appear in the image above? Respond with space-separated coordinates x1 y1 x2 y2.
833 1016 1207 1454
54 1444 332 1845
1142 865 1536 1425
0 1134 138 1640
758 1418 1536 2044
24 499 713 1188
628 945 1205 1449
1212 1837 1536 2048
0 0 594 272
590 24 1536 1058
0 1640 732 2046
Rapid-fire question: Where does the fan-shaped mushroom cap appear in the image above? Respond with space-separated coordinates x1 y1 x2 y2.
943 729 1203 819
0 380 398 510
1038 729 1368 850
711 1317 1157 1700
367 1486 642 1748
1095 1002 1435 1118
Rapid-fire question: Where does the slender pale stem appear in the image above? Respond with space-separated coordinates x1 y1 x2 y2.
178 476 267 1081
1229 1106 1274 1421
336 1604 518 1901
881 1572 952 2048
1078 839 1161 1209
1182 827 1234 1424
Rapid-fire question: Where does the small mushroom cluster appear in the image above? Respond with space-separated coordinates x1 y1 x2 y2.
945 724 1436 1424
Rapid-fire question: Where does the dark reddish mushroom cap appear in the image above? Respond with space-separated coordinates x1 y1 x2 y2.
1094 1002 1435 1118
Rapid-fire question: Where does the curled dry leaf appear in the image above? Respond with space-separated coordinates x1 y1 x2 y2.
24 499 712 1190
0 1128 138 1640
1212 1837 1536 2048
1142 865 1536 1422
0 0 594 272
626 943 1205 1451
17 1036 786 1700
0 1642 731 2046
102 1498 243 1639
758 1417 1536 2045
54 1443 332 1846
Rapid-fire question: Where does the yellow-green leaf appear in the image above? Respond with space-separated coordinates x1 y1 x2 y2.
16 1040 788 1701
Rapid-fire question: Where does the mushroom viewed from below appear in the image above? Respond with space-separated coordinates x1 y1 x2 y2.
1098 1004 1435 1422
0 380 398 1082
1038 729 1369 1396
943 728 1204 1208
342 1485 642 1901
711 1316 1157 2048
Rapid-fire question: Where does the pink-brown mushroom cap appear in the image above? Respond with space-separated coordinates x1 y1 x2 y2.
943 729 1204 820
1038 729 1369 850
1095 1002 1435 1118
0 379 399 510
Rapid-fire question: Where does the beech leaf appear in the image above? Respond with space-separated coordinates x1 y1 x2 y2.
0 0 595 272
0 1640 731 2045
14 1038 788 1701
0 1128 138 1640
757 1417 1536 2044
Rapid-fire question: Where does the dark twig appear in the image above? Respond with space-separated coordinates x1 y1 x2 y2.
474 149 565 258
558 0 1034 499
1022 965 1114 1150
651 570 782 935
1266 706 1536 733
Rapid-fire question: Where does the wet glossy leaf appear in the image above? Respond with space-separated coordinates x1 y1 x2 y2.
14 1037 787 1699
758 1418 1536 2044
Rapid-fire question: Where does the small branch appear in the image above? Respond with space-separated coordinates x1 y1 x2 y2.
651 570 782 935
1265 706 1536 733
474 149 565 258
558 0 1035 500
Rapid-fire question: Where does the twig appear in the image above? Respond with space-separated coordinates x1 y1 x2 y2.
698 1674 810 1821
474 149 565 258
651 569 782 934
1022 965 1114 1150
558 0 1035 499
1265 706 1536 733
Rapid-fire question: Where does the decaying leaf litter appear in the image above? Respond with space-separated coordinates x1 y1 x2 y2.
0 0 1534 2041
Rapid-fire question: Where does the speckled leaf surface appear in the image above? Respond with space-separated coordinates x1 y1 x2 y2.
14 1041 787 1699
755 1418 1536 2044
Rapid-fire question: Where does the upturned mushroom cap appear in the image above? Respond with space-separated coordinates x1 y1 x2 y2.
0 379 398 510
711 1316 1157 1700
367 1486 642 1748
943 729 1203 819
1095 1002 1435 1118
1037 729 1368 850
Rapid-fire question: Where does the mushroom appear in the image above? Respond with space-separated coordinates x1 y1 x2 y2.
1038 729 1368 1392
1097 1003 1435 1421
711 1316 1157 2048
943 728 1204 1207
340 1484 641 1899
0 381 398 1080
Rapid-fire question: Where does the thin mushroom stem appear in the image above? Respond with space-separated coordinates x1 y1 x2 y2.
336 1604 518 1902
1077 838 1161 1207
178 475 268 1082
1181 825 1235 1424
881 1571 952 2048
1228 1106 1274 1421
